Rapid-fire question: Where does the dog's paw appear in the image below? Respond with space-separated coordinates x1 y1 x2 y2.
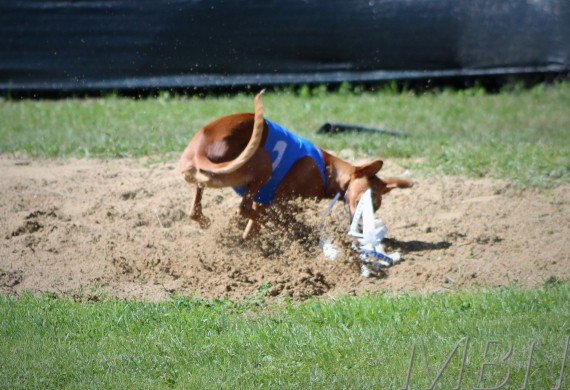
197 216 211 229
189 213 211 229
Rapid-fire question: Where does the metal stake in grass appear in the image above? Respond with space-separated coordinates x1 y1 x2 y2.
317 122 407 137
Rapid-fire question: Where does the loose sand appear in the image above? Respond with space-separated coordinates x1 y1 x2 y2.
1 155 568 301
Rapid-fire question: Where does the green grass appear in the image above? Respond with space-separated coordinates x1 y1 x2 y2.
1 283 569 389
1 83 569 187
2 85 568 388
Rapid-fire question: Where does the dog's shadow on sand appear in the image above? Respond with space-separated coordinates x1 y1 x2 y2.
382 238 452 254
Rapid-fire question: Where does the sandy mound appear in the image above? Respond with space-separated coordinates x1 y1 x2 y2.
1 155 568 301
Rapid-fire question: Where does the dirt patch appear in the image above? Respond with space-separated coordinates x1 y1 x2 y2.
1 155 569 301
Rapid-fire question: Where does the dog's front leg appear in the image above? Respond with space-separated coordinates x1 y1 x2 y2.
188 183 211 228
236 150 272 233
238 180 269 223
242 203 268 239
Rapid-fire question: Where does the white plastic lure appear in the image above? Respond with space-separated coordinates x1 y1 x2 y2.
348 189 401 276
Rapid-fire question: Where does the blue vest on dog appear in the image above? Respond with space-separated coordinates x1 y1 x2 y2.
233 119 327 205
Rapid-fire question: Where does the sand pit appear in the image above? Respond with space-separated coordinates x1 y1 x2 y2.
1 155 569 301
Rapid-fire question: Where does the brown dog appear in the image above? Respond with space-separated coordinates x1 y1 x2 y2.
179 91 413 239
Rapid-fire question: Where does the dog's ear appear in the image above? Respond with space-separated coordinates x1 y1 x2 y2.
381 178 414 193
354 160 383 177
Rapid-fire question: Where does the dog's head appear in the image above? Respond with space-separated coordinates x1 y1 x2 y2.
345 160 413 215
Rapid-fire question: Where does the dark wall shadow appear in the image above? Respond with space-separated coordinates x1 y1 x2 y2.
382 238 452 253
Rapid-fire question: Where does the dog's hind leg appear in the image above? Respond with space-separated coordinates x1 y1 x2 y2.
189 183 211 228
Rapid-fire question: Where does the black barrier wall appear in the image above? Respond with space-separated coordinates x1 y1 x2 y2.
1 0 569 90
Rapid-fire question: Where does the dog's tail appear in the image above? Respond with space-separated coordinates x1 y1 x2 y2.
195 90 266 175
